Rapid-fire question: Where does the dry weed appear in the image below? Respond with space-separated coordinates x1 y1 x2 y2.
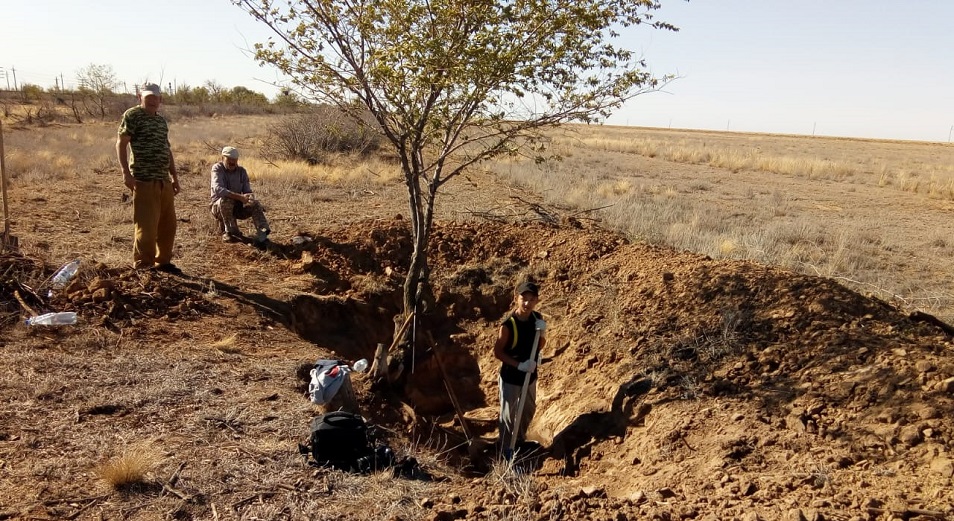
94 443 162 489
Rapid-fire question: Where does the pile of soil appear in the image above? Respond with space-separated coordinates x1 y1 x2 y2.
2 213 953 520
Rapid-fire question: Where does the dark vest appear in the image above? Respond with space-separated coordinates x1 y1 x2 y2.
499 310 543 385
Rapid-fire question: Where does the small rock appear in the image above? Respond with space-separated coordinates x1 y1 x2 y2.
419 497 434 509
677 505 699 519
898 425 922 446
786 414 807 432
581 485 606 498
930 457 954 477
784 509 807 521
657 487 677 499
936 377 954 394
915 360 937 373
91 288 110 302
740 481 757 496
912 404 941 420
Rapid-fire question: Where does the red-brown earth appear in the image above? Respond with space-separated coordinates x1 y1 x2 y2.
1 137 953 521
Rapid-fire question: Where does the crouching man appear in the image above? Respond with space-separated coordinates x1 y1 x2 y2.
210 146 271 246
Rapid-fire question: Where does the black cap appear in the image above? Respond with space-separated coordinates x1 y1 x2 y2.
515 281 539 296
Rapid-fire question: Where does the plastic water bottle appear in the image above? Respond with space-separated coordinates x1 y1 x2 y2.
25 312 78 326
48 259 81 297
352 358 369 373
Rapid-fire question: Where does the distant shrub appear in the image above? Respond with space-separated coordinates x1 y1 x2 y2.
261 105 382 163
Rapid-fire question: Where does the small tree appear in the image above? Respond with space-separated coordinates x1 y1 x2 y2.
235 0 677 328
204 80 228 103
273 88 304 109
230 86 270 107
173 84 212 105
75 63 120 119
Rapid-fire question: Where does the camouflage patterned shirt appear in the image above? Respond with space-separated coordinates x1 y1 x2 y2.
117 106 171 181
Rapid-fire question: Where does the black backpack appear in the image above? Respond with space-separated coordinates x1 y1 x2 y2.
307 411 373 471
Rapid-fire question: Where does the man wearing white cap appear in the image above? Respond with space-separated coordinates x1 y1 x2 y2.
210 146 271 245
117 83 182 274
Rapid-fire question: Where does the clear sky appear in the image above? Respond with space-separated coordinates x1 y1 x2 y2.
609 0 954 142
3 0 952 142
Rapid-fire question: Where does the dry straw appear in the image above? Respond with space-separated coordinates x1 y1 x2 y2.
94 443 162 489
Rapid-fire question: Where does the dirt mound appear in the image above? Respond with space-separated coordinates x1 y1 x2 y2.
3 215 953 520
285 217 954 518
2 254 222 330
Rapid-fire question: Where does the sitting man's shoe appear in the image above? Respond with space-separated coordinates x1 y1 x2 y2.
154 263 183 275
254 229 270 247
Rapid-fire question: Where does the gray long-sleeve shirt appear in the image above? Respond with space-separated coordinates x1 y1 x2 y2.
210 162 252 203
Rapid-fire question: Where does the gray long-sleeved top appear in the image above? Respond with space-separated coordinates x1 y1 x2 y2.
210 161 252 203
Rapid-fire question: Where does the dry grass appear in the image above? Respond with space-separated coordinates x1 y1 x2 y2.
1 114 400 272
490 124 954 321
570 126 954 195
94 443 163 489
5 113 954 325
580 135 861 181
6 116 954 317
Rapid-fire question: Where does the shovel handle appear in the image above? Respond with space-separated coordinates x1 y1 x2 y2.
509 326 542 452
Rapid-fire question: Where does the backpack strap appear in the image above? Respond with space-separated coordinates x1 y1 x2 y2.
508 316 518 349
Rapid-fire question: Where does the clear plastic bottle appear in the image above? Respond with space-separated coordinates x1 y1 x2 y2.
352 358 369 373
48 259 81 297
25 312 78 326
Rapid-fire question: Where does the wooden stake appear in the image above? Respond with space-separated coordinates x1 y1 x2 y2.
369 342 388 380
0 118 12 248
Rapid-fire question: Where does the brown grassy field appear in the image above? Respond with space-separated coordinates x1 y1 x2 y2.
493 125 954 323
2 113 953 520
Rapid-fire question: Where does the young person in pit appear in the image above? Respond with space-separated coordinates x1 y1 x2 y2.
493 281 547 458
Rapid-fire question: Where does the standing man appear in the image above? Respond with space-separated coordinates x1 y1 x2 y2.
116 83 182 274
493 281 547 459
210 146 270 246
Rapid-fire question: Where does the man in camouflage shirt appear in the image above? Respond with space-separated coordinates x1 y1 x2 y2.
116 83 182 274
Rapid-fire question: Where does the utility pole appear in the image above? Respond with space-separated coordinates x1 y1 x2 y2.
10 67 17 91
949 125 952 143
0 68 6 90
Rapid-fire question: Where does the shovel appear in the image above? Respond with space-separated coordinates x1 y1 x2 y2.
509 323 543 454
